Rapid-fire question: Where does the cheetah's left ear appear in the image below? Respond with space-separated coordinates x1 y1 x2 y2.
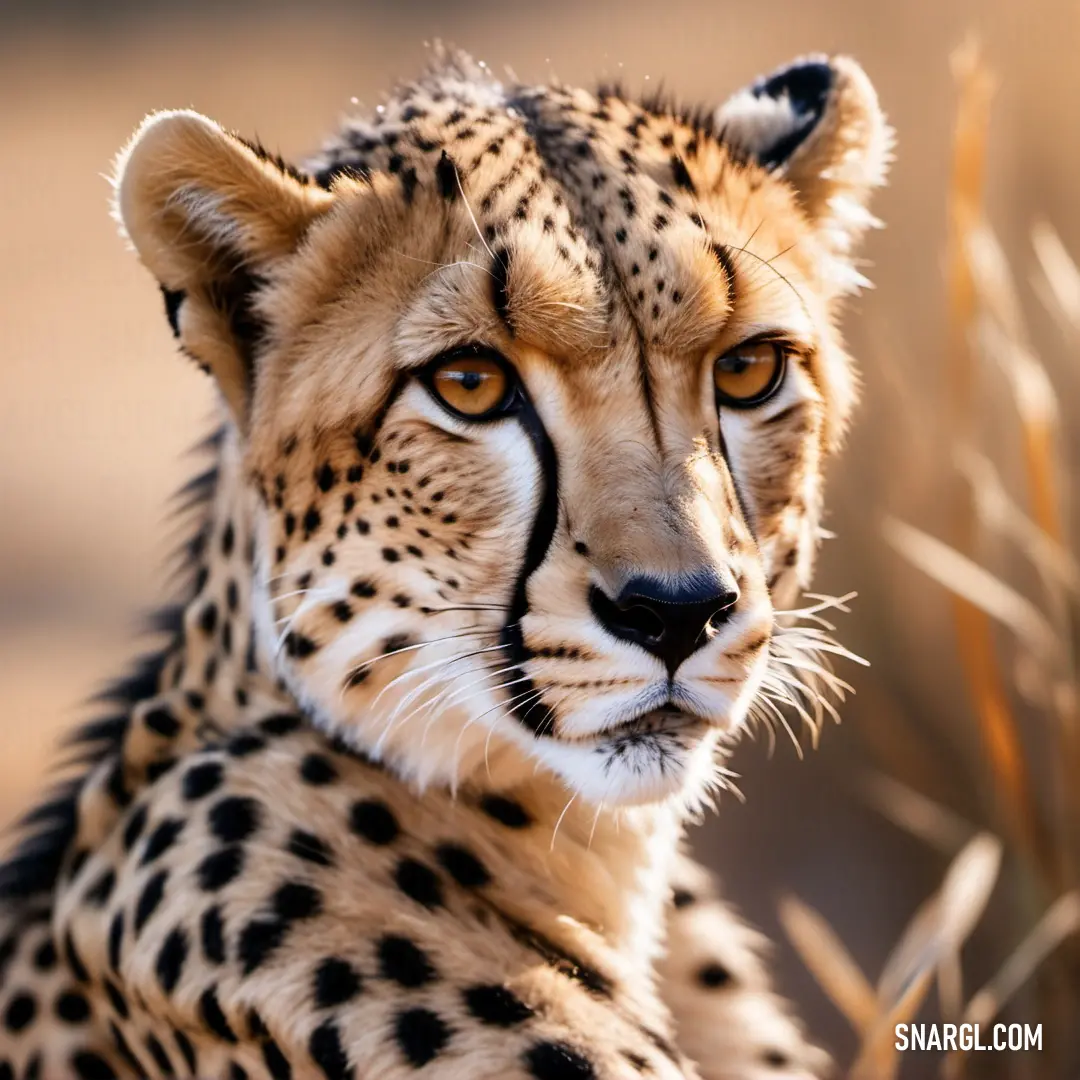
716 56 892 288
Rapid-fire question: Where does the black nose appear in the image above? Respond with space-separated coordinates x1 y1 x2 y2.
588 573 740 676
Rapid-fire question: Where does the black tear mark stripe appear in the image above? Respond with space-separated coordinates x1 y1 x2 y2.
490 248 513 336
500 386 561 736
709 243 737 311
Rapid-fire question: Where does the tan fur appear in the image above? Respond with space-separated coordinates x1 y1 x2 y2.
0 49 887 1079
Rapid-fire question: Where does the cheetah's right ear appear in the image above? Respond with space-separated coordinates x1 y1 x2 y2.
716 56 892 293
114 110 334 423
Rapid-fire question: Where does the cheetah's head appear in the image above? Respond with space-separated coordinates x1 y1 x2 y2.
115 52 889 807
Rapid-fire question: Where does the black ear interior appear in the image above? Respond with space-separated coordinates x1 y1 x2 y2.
718 57 835 170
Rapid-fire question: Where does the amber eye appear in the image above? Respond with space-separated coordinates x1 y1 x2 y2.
713 340 787 407
428 352 513 419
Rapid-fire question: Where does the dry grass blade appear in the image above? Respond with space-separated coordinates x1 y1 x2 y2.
777 896 879 1035
963 891 1080 1027
850 967 935 1080
975 313 1062 540
884 518 1061 663
941 892 1080 1079
955 448 1079 596
1032 218 1080 335
877 833 1002 1006
938 951 964 1025
857 769 974 854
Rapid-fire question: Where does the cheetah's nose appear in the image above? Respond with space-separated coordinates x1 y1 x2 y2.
588 572 739 677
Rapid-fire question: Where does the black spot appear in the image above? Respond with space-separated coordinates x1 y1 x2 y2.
183 761 224 800
763 1049 791 1068
104 979 129 1019
199 602 219 636
395 859 443 909
238 918 287 974
284 512 297 536
525 1041 596 1080
285 631 319 658
197 845 245 892
381 547 400 563
105 761 131 807
221 520 236 556
288 829 335 867
697 961 732 988
480 795 531 828
351 578 376 598
301 753 338 785
227 732 266 757
64 929 90 983
174 1029 198 1073
209 796 261 843
84 867 116 907
273 882 323 921
262 1038 292 1080
303 506 322 538
317 464 337 492
107 911 124 971
435 150 459 200
378 935 437 988
200 986 238 1043
349 800 399 845
331 600 353 623
141 817 185 865
309 1019 353 1080
248 1010 269 1038
145 1033 175 1077
32 938 56 971
463 984 533 1027
434 843 490 888
620 1049 650 1071
155 926 189 993
201 905 227 964
230 1066 248 1080
4 992 36 1032
671 887 695 909
54 989 91 1024
227 579 240 611
71 1052 118 1080
314 957 363 1008
260 712 303 736
394 1007 451 1068
144 706 181 737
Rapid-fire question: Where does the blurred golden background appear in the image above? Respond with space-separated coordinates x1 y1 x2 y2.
2 2 1079 1077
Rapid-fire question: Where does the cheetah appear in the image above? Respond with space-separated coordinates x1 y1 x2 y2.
0 47 889 1080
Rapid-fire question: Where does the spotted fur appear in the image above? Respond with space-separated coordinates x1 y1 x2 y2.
0 47 888 1078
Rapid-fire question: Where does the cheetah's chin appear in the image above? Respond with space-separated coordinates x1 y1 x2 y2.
607 706 704 738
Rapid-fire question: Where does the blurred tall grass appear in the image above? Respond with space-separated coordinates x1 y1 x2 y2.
775 43 1080 1080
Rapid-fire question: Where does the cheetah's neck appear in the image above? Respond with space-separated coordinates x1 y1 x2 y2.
95 421 683 977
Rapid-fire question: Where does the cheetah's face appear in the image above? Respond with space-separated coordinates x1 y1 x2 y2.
116 54 889 805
